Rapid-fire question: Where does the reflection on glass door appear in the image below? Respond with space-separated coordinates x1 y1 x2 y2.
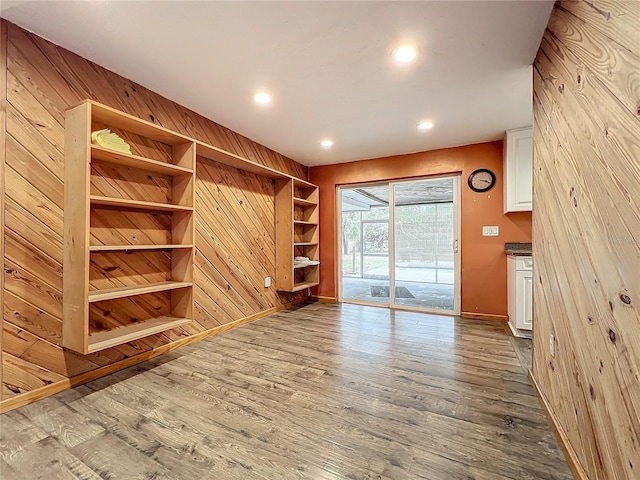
340 185 390 305
392 177 457 313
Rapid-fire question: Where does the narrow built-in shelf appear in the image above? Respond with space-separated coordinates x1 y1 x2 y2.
90 244 193 252
90 195 193 212
90 101 190 146
294 197 316 207
293 178 316 189
294 262 320 269
195 142 286 180
291 280 319 292
294 242 318 247
87 316 192 353
91 145 193 176
88 281 192 303
294 220 317 226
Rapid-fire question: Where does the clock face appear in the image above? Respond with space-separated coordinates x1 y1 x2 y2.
468 169 496 192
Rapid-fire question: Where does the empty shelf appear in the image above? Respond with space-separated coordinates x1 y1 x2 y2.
88 281 192 302
293 197 316 207
88 316 192 353
195 141 286 180
90 195 193 212
90 244 193 252
294 220 317 226
291 280 319 292
91 145 193 175
293 178 317 189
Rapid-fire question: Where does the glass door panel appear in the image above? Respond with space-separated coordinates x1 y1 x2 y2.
340 185 389 304
392 178 456 312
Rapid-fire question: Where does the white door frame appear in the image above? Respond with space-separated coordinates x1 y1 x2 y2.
337 175 461 316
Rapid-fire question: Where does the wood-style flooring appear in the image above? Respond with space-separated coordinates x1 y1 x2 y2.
0 302 571 479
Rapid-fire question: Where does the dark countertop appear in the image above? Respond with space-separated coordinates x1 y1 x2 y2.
505 242 532 256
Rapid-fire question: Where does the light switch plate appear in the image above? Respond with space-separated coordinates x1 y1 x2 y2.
482 226 499 236
264 276 271 288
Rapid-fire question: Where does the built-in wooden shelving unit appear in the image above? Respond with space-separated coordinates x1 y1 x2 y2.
64 101 196 354
275 178 319 292
64 100 319 353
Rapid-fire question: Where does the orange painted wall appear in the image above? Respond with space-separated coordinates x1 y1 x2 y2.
309 140 532 317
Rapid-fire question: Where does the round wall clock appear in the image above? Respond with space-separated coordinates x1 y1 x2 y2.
468 168 496 192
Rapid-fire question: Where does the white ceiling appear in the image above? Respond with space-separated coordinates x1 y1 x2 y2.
0 1 553 167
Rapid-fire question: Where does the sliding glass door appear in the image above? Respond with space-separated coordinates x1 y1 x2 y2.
339 176 460 315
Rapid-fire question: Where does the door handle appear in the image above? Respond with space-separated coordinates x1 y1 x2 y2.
453 239 459 253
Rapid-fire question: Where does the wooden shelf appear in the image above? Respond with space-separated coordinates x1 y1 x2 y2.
88 281 192 303
294 242 318 247
291 280 319 292
294 262 320 269
89 244 193 252
294 220 317 226
88 316 192 353
294 197 317 207
195 142 286 180
90 195 193 212
89 101 190 146
293 177 316 189
91 145 193 175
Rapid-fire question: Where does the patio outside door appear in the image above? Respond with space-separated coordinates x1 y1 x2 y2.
339 175 460 315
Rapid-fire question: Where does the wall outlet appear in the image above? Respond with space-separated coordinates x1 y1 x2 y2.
264 276 271 288
482 226 499 236
549 334 555 357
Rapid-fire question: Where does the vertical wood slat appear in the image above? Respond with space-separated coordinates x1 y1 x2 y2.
0 20 8 389
63 102 91 354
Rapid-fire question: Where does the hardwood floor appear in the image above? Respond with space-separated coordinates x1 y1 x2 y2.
0 302 571 479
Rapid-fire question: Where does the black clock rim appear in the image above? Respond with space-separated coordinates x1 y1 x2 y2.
468 168 496 193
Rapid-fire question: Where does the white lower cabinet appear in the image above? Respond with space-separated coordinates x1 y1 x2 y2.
508 255 533 336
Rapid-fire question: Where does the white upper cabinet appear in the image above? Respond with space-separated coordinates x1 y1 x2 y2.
504 127 533 213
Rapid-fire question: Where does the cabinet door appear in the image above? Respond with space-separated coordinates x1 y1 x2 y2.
516 270 533 330
504 127 533 212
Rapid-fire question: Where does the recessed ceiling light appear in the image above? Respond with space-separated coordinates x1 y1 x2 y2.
320 139 333 148
417 121 435 131
253 92 271 104
394 45 417 63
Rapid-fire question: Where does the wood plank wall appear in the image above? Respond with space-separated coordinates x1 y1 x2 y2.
0 20 308 404
532 1 640 478
0 21 7 390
